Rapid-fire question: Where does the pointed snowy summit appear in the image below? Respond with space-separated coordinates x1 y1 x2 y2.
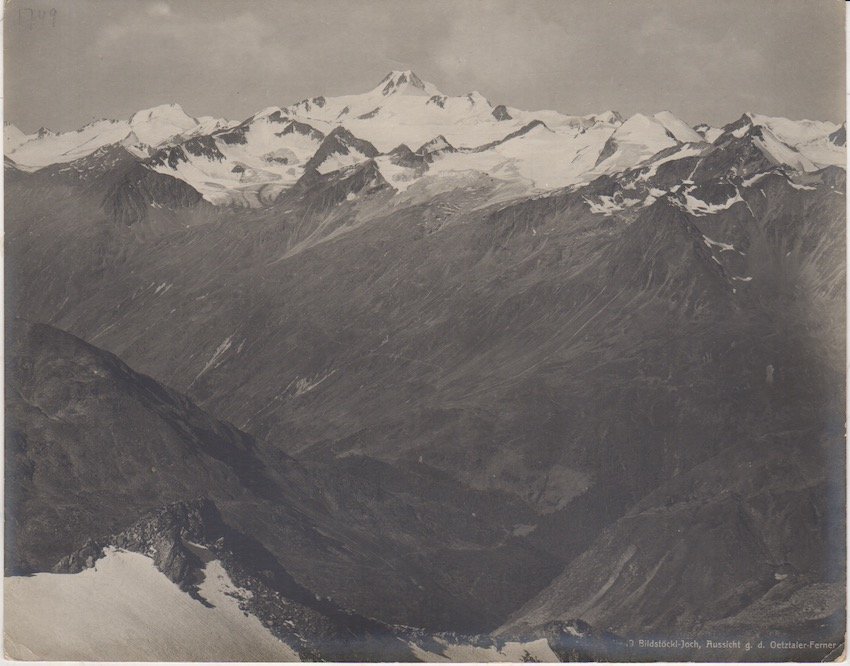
128 103 200 145
374 70 440 97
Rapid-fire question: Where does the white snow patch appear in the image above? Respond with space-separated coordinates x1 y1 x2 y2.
653 111 704 144
4 548 299 661
754 127 818 172
702 235 739 253
584 195 642 215
287 369 337 397
190 335 234 385
638 144 703 180
741 172 770 187
682 188 744 216
701 126 723 143
316 146 370 174
787 180 817 191
409 637 560 662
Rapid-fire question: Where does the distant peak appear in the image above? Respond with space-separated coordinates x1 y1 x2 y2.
380 69 418 83
388 143 414 155
251 106 287 123
615 113 657 131
129 103 195 125
828 123 846 146
376 69 439 96
587 110 623 125
278 119 324 141
416 134 455 155
652 110 678 121
327 125 358 140
720 113 756 136
139 102 184 114
465 91 490 104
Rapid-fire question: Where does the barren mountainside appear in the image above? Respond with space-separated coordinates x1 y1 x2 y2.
4 71 845 661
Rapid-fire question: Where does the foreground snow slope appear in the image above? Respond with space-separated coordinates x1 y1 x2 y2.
408 636 561 662
4 548 299 661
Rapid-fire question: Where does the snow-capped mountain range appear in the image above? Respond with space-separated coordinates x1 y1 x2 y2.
5 70 845 207
4 104 234 168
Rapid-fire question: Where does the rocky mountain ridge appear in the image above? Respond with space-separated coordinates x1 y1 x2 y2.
6 71 844 209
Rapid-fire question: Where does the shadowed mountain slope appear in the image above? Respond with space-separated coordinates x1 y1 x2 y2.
4 82 845 658
5 321 566 633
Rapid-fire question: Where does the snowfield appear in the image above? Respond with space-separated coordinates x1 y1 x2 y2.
4 548 300 661
408 636 561 662
6 104 228 170
744 113 844 170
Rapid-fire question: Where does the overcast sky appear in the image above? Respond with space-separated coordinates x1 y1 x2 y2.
4 0 845 132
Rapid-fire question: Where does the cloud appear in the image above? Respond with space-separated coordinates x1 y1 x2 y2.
9 0 842 132
93 10 292 79
428 1 579 103
146 2 172 17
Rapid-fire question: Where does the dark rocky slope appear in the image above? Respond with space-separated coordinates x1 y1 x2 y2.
5 320 272 573
4 119 845 651
4 321 562 633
